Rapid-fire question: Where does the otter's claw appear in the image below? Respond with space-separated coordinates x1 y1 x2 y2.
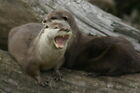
53 70 63 81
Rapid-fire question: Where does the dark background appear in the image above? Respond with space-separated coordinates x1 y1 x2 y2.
88 0 140 30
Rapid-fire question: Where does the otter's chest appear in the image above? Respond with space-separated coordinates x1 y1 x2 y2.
38 44 65 70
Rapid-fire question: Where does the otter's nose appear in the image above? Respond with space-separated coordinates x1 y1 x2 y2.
60 28 70 32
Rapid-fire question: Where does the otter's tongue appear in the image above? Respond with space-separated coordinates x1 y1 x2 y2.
55 35 69 49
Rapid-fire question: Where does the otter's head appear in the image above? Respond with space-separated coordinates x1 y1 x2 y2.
42 10 79 34
40 20 72 49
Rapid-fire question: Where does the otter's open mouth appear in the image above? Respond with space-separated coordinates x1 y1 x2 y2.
54 35 70 49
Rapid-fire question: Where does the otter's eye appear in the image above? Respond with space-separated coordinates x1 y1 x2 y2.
54 26 58 29
42 20 47 23
65 29 70 32
51 17 57 20
63 16 68 21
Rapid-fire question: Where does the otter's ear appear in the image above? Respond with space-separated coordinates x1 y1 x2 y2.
42 19 48 28
42 19 49 28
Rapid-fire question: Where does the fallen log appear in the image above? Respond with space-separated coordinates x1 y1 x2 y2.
0 0 140 93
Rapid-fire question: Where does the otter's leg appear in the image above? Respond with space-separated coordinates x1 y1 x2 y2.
53 59 64 81
26 61 40 81
26 61 48 86
54 69 63 81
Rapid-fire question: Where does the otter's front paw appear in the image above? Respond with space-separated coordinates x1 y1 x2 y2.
53 70 63 81
38 80 49 87
34 75 50 87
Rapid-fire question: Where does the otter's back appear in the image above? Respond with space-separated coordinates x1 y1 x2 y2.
8 23 42 65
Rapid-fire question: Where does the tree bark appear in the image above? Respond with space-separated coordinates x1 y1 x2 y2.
0 0 140 93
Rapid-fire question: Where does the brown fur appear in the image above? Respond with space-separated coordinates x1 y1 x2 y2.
46 10 140 76
8 21 72 84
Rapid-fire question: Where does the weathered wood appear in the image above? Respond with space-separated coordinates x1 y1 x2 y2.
1 49 140 93
1 0 140 51
23 0 140 50
1 0 140 93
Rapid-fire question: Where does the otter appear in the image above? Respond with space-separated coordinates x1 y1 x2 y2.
45 10 140 76
8 20 72 84
43 10 94 64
